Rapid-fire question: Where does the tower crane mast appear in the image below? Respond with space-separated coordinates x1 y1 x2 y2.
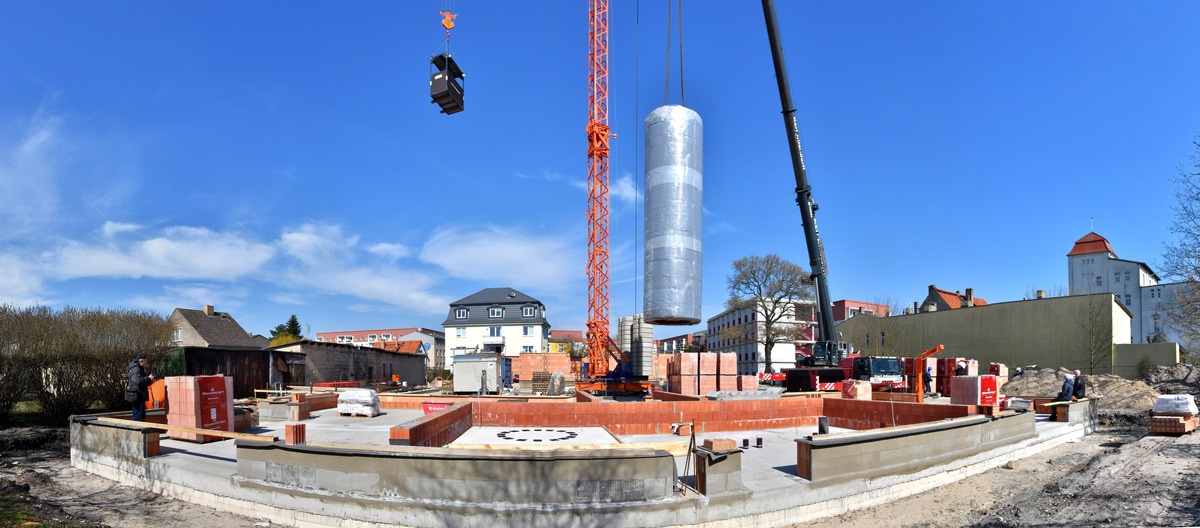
585 0 617 378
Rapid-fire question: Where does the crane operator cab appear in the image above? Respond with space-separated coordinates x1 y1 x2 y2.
430 53 465 115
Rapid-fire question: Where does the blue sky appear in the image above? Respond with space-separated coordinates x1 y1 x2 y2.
2 1 1198 340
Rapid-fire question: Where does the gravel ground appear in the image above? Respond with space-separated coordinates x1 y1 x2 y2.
803 424 1200 528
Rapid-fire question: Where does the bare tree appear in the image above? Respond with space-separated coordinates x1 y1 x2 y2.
725 254 814 372
1075 294 1114 375
1163 135 1200 352
851 297 909 358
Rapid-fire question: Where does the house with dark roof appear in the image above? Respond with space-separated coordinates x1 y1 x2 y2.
163 305 298 398
442 287 550 369
168 305 267 349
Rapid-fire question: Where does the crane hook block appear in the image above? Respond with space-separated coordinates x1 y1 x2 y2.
430 53 465 115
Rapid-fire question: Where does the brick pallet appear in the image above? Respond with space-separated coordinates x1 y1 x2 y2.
1149 414 1199 435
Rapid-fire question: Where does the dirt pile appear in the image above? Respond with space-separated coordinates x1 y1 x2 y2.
1142 363 1200 396
1001 367 1159 411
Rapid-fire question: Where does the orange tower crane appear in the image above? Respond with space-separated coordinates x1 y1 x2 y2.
585 0 624 378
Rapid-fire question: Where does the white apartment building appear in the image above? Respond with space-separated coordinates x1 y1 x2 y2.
1067 232 1184 344
441 287 550 368
706 299 817 374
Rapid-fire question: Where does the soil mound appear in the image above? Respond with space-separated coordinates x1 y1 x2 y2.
1142 363 1200 396
1001 367 1159 411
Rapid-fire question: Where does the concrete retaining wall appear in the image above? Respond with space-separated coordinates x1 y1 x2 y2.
796 411 1036 484
823 397 974 430
235 441 676 505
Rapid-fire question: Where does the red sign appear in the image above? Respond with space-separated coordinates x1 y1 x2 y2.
197 375 229 441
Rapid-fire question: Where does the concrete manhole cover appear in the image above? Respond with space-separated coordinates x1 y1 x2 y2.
496 429 580 442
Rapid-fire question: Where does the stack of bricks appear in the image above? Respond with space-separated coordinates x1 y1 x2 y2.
699 353 718 395
165 375 234 443
1149 414 1199 434
285 423 307 445
989 362 1010 387
717 352 737 391
290 393 311 421
737 374 758 391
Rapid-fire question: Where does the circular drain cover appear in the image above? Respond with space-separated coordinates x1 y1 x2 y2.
495 428 580 443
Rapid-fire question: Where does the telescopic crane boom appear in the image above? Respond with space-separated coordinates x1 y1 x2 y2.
761 0 839 363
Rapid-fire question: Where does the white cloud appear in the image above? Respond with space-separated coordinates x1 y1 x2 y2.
0 112 62 239
126 284 248 316
419 225 582 294
101 221 142 238
54 226 275 280
275 224 447 315
611 174 641 204
0 254 48 306
367 242 410 260
279 223 358 267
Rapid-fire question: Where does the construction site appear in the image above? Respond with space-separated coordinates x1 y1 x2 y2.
8 1 1197 527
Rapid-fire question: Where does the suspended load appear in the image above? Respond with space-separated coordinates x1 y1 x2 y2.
430 53 465 114
430 9 464 115
644 105 703 325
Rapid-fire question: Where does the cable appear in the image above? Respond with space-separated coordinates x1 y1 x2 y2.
663 0 672 106
635 0 642 318
677 0 685 106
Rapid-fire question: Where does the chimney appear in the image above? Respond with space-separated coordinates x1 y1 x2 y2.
203 305 215 316
913 302 919 313
1036 289 1046 299
965 288 974 308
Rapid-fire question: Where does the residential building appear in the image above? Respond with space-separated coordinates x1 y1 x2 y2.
1067 232 1184 344
168 305 266 349
832 300 890 324
918 286 988 312
164 305 300 398
706 299 816 374
548 330 584 356
656 332 707 354
314 327 446 371
442 287 550 368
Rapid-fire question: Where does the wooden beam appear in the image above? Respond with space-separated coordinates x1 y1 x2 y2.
96 417 278 442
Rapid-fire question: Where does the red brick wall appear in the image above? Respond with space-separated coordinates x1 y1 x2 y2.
824 398 974 430
389 402 474 447
471 398 822 435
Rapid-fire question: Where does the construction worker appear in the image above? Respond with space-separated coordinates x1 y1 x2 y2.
1073 369 1086 399
124 353 156 421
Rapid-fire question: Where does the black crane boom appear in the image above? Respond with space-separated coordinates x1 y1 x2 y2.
761 0 839 363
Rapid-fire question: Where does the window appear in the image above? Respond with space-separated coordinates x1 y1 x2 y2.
455 308 468 319
171 328 182 343
523 306 536 317
523 326 532 336
522 346 533 353
455 328 466 338
1125 294 1132 306
1095 276 1102 287
382 333 392 341
367 334 377 342
489 326 502 337
1114 272 1121 282
489 307 503 318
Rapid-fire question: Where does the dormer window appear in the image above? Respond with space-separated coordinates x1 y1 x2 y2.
523 306 536 317
489 307 504 318
455 308 468 319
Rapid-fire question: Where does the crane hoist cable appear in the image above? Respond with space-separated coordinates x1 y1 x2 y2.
662 0 686 106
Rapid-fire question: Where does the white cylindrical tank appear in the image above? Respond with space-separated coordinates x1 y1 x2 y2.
643 105 703 325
